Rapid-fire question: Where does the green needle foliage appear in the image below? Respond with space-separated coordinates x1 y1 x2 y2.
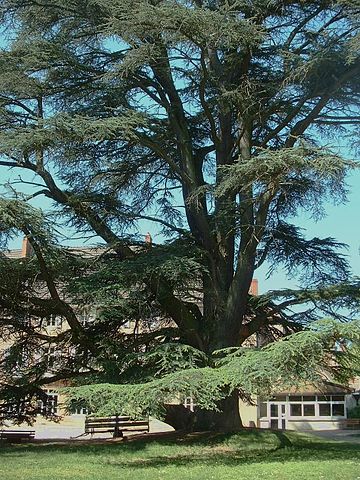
0 1 359 429
65 320 360 420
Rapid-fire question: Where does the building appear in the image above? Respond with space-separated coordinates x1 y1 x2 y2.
239 381 359 431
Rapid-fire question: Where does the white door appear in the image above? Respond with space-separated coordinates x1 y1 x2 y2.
269 402 287 430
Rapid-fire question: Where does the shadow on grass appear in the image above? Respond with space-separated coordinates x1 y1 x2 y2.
0 430 359 471
0 429 270 455
99 443 360 470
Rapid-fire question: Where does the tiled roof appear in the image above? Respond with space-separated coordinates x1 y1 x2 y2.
3 249 23 259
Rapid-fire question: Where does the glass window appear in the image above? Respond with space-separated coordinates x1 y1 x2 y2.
270 419 279 429
39 390 58 415
259 402 267 418
273 395 287 402
72 406 89 415
290 404 302 416
44 315 62 328
78 307 97 325
303 404 315 416
184 397 196 412
266 393 346 421
289 395 302 401
332 395 345 402
270 404 278 417
69 400 89 415
332 404 345 416
319 404 331 416
47 346 61 368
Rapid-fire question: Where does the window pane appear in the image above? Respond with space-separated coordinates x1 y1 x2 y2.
259 402 267 418
319 404 331 416
332 404 345 416
317 395 331 401
270 404 278 417
303 396 316 402
41 393 58 415
273 395 287 402
270 419 279 429
332 395 345 402
290 404 302 416
303 404 315 416
289 395 302 401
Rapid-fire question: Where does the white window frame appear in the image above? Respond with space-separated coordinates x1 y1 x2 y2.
47 345 62 369
77 306 97 326
260 394 346 422
183 397 196 412
44 314 63 329
38 389 59 415
70 405 89 416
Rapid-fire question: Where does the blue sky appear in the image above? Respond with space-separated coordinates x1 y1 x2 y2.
256 169 360 293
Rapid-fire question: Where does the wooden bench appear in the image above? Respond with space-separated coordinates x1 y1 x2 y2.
84 416 149 438
0 430 35 443
340 418 360 429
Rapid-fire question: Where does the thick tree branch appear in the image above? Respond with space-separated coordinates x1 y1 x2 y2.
21 229 93 354
285 64 360 147
150 44 212 249
283 5 324 49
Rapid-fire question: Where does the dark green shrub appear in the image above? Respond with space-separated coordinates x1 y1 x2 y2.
347 406 360 418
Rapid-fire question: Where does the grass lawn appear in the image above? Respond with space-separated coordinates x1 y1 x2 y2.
0 430 359 480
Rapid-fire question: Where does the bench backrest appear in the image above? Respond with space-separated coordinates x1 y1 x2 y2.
0 430 35 440
345 418 360 429
85 416 148 433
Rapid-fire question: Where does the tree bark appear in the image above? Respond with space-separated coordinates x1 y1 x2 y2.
193 391 243 432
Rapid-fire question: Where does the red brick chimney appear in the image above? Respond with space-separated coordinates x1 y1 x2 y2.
249 279 258 296
145 232 152 246
21 237 33 258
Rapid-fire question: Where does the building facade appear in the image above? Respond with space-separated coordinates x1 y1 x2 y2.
239 381 359 431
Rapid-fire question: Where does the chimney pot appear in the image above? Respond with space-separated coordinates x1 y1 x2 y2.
145 232 152 246
250 279 258 296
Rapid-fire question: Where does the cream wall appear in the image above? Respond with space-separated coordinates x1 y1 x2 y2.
239 399 258 427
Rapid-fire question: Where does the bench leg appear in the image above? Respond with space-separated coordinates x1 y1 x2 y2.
113 427 123 439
